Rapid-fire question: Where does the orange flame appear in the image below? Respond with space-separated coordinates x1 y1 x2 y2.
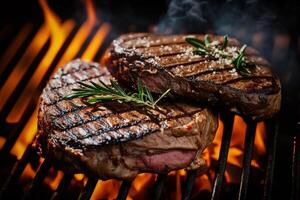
6 0 74 123
7 0 109 186
0 24 32 74
2 0 267 197
91 180 121 200
55 0 98 69
0 24 50 113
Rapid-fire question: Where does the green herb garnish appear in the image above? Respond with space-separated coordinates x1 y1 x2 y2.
65 79 171 109
204 34 211 47
232 44 247 70
221 35 228 50
185 34 252 75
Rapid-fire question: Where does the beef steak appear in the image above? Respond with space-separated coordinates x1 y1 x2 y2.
35 59 218 180
106 33 281 120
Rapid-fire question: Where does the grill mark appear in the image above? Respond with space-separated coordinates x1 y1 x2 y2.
69 117 150 141
136 43 191 56
162 57 213 68
143 52 189 59
122 35 187 48
129 108 159 125
84 123 161 147
221 76 275 85
134 107 165 125
48 98 133 119
182 65 272 81
57 64 99 78
167 60 222 77
53 106 132 130
77 111 201 141
156 59 206 69
58 70 102 88
183 66 233 79
52 100 202 142
50 74 104 91
122 34 238 49
134 41 187 49
44 76 106 106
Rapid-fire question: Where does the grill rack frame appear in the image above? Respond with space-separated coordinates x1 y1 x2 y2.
0 20 297 200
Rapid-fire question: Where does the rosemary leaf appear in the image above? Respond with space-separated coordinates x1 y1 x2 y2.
186 35 252 76
185 37 206 49
144 86 154 103
232 44 247 70
153 89 171 107
137 79 145 101
222 35 228 50
193 48 207 55
66 79 171 109
204 34 210 46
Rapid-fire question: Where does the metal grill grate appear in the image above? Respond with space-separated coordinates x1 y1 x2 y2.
0 9 299 200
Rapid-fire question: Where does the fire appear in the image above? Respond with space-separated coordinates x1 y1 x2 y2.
1 0 267 198
82 23 111 61
0 24 32 75
5 0 110 189
91 180 121 199
0 24 50 113
6 0 74 123
54 0 98 69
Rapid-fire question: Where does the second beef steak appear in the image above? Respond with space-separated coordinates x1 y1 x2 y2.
106 33 281 120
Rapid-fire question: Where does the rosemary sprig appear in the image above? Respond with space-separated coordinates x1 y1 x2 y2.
232 44 247 71
185 35 252 75
185 37 207 55
204 34 211 47
65 79 171 109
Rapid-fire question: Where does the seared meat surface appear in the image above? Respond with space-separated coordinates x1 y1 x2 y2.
35 59 218 180
106 33 281 120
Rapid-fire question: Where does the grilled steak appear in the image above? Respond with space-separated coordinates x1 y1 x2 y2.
106 33 281 120
35 59 218 180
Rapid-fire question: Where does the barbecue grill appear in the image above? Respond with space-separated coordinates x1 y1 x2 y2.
0 0 299 200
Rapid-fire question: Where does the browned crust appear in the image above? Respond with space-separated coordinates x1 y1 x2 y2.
34 59 218 180
106 33 281 121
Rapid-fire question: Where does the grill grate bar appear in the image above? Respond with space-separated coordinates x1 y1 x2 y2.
151 174 167 200
211 112 234 200
0 20 285 200
0 101 36 156
0 39 50 123
76 24 100 58
116 180 132 200
291 98 300 200
0 146 33 199
182 170 197 200
263 116 279 200
93 29 117 62
238 121 257 200
50 174 73 200
22 157 51 200
77 177 98 200
291 134 300 200
0 24 40 86
36 22 82 93
0 23 81 158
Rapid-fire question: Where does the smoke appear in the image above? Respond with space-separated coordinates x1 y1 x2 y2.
156 0 299 88
156 0 277 56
